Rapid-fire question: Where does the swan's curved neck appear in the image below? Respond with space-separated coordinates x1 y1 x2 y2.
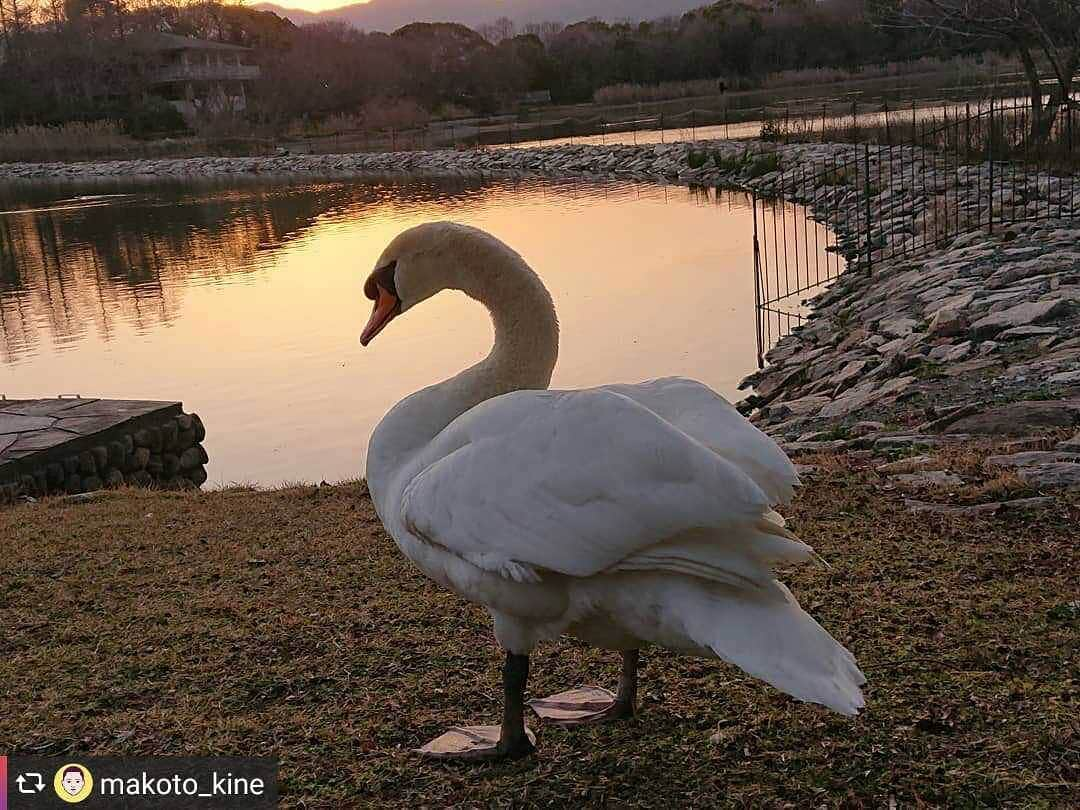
369 250 559 478
473 259 560 396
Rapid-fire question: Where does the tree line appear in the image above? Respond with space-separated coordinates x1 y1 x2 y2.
0 0 1057 133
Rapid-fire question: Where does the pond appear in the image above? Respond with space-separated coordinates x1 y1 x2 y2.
0 176 828 486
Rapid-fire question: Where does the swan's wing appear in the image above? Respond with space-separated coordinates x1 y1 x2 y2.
399 389 811 585
599 377 799 505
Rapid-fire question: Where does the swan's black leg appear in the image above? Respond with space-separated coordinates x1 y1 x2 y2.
497 652 537 759
414 651 536 760
611 649 639 719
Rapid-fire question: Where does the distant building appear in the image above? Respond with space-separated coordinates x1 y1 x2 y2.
133 33 260 121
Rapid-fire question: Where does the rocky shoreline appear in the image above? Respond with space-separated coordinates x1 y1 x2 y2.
4 140 1078 504
0 140 786 184
729 146 1080 504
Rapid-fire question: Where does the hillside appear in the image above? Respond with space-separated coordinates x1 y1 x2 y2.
251 0 707 31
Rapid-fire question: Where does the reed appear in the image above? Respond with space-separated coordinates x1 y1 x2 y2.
0 120 137 162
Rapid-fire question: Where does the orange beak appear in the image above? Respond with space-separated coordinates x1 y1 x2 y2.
360 285 400 346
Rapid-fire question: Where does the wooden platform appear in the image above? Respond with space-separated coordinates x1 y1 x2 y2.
0 397 204 498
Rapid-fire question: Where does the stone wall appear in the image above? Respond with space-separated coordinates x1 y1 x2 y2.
0 409 207 502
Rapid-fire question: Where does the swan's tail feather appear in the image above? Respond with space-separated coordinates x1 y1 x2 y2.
598 575 866 716
687 579 865 715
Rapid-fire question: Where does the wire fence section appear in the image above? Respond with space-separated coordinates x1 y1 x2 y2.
751 97 1080 367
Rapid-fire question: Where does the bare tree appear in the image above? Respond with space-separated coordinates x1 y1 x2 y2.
877 0 1080 139
477 15 515 45
521 21 564 46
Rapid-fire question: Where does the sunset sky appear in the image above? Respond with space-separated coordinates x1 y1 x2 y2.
248 0 368 13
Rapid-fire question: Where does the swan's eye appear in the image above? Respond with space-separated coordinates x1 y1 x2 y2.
366 260 398 301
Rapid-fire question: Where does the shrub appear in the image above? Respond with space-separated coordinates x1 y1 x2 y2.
124 98 186 138
714 149 750 172
747 152 781 178
687 149 709 169
760 117 782 142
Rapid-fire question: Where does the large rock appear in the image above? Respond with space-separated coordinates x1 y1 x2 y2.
928 308 968 337
1015 463 1080 490
947 400 1080 436
970 298 1071 337
771 395 830 418
986 250 1080 287
984 450 1080 470
999 325 1059 341
890 470 964 489
879 316 918 338
818 375 915 418
829 359 871 392
928 341 972 363
1049 370 1080 385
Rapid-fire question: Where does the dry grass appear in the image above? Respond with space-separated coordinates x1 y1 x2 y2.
1 454 1078 808
594 53 1019 106
0 121 135 163
288 99 431 139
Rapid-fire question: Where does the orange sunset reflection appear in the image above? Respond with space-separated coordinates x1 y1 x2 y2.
0 177 831 485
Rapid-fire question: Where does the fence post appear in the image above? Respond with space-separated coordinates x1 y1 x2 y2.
864 143 873 275
988 98 994 235
752 193 764 369
659 112 664 144
822 102 827 143
1068 100 1074 157
884 99 890 145
852 99 858 143
965 102 971 161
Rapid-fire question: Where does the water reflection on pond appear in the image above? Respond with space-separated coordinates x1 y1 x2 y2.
0 176 826 485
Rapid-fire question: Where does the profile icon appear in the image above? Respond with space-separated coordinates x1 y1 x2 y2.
53 763 93 803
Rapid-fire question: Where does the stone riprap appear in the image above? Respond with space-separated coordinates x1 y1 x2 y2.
0 398 208 501
0 141 783 184
739 205 1080 497
740 220 1080 439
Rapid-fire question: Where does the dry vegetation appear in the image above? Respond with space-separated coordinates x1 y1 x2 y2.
593 53 1019 106
0 121 136 163
0 121 278 162
1 449 1077 808
285 99 432 139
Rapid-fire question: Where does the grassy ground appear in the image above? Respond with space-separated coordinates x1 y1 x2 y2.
1 450 1077 808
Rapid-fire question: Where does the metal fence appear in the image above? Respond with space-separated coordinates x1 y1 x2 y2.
751 97 1080 367
288 93 1039 154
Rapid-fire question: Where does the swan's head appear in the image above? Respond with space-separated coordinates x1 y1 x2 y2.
360 221 516 346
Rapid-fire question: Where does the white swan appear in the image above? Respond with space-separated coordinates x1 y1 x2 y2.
362 222 864 760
